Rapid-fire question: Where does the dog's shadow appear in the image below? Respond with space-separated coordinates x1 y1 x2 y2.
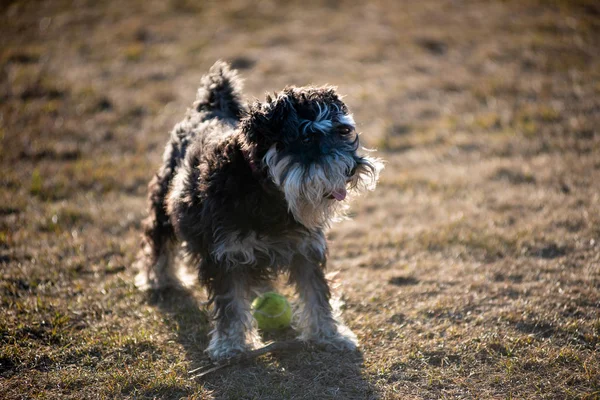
148 285 379 399
147 285 212 361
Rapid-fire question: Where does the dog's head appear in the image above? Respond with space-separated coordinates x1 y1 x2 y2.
242 86 383 228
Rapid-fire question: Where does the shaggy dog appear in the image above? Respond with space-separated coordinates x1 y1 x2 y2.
135 61 382 360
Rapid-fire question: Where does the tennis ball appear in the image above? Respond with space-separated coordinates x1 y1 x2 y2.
251 292 292 331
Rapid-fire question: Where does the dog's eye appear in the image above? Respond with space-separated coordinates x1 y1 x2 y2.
339 126 354 136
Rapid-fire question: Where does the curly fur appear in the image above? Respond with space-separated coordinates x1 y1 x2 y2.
134 60 383 360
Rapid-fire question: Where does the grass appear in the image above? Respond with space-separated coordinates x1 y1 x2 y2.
1 0 599 399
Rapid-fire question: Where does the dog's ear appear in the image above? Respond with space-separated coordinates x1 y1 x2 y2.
242 91 298 148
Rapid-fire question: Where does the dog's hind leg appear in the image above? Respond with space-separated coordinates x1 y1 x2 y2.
134 145 180 290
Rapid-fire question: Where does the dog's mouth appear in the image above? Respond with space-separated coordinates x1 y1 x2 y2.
324 176 355 201
325 187 347 201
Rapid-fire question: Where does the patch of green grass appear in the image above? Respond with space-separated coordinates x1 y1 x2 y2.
474 112 502 131
123 44 144 62
30 168 43 197
537 105 561 123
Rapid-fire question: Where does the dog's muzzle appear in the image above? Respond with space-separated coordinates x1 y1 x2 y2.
324 164 358 201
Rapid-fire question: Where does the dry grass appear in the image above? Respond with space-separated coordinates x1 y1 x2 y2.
1 0 599 398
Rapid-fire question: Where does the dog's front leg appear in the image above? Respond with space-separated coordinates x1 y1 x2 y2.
205 266 260 360
289 254 358 350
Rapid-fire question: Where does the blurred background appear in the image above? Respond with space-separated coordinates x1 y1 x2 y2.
1 0 599 398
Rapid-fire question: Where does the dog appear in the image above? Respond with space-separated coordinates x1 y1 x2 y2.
134 61 383 360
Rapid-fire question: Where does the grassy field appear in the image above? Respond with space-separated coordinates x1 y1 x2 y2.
1 0 599 398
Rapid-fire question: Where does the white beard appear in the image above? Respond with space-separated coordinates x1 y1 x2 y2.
264 145 383 229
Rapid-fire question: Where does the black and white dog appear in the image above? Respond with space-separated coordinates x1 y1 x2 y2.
135 61 382 360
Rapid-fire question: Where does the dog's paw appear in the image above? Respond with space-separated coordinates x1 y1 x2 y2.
206 339 248 361
206 332 258 361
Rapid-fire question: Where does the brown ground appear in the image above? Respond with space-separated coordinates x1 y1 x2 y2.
1 0 599 399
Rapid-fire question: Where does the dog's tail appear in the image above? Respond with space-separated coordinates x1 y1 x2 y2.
194 60 244 119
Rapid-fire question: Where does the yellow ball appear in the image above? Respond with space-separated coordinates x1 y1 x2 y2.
251 292 292 331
